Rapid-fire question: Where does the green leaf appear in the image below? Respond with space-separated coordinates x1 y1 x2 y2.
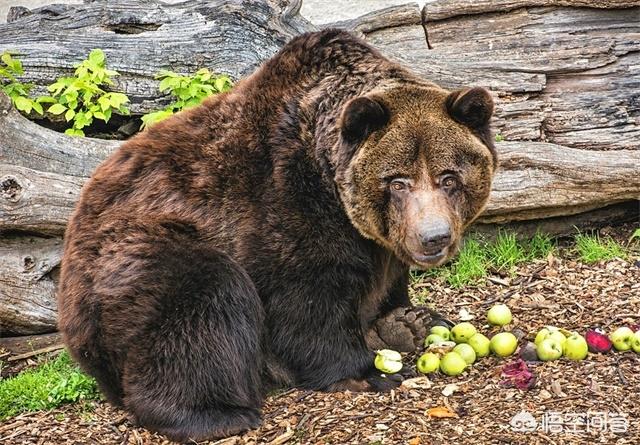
31 101 43 115
156 69 179 79
140 108 173 130
158 76 179 92
1 52 12 67
0 67 17 82
108 93 129 108
214 76 231 92
88 49 105 66
75 66 88 79
64 108 76 122
97 96 110 111
65 128 84 137
36 96 56 104
13 96 32 113
48 103 67 115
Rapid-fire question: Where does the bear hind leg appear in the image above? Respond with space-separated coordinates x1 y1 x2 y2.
119 241 265 442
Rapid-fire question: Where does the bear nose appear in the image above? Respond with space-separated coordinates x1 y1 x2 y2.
418 219 451 253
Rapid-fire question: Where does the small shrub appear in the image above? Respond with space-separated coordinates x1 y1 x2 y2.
0 51 45 115
0 350 99 420
575 233 626 263
41 49 129 136
141 68 232 129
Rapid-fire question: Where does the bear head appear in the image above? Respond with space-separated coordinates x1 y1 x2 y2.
335 85 496 269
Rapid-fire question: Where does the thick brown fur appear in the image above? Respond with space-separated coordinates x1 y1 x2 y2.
58 30 496 442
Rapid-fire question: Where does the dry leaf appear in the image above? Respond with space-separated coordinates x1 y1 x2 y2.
458 307 474 320
426 406 458 418
538 389 553 400
550 379 566 397
442 383 459 397
401 376 433 390
408 437 421 445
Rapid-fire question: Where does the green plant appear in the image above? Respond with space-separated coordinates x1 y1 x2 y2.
488 231 527 273
0 350 99 420
141 68 232 129
446 237 489 288
42 49 129 136
0 51 45 115
575 232 626 263
525 231 555 259
630 228 640 243
495 133 504 142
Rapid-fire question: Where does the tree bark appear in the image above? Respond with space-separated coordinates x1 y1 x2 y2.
0 0 639 335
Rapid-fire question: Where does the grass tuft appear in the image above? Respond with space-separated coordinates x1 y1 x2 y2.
0 350 99 420
487 231 527 274
525 231 556 260
575 233 627 263
445 238 489 288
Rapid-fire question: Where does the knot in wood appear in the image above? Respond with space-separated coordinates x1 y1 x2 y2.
23 256 35 270
1 176 23 202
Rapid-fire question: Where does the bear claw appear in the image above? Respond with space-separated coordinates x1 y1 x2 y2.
366 306 452 352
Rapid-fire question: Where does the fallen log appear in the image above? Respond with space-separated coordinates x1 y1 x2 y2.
0 332 62 354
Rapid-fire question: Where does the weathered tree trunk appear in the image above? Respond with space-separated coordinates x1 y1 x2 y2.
0 0 638 335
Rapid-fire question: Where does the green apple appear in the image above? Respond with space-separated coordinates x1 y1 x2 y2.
453 343 476 364
467 333 491 358
563 332 588 360
535 327 566 348
610 327 634 351
374 349 403 374
439 351 467 376
430 325 451 341
416 352 440 373
487 304 512 326
450 322 477 344
537 338 563 361
424 334 446 347
490 332 518 357
631 331 640 354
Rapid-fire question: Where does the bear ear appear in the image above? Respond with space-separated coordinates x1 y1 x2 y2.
445 87 494 130
340 96 390 144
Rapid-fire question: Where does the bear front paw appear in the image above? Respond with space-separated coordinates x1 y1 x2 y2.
365 306 453 352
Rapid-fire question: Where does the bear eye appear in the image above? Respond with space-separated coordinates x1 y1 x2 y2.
441 175 458 190
390 178 410 192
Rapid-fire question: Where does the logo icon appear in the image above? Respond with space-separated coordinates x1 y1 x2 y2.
510 410 538 432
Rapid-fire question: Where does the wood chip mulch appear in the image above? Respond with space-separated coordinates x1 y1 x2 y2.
1 228 639 445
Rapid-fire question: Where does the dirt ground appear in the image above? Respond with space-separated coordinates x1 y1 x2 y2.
1 224 639 445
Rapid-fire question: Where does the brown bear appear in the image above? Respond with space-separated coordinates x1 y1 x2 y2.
58 29 496 442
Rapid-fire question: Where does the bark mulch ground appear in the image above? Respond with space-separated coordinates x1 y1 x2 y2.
1 226 639 445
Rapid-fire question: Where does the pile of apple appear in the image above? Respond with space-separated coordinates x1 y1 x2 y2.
374 303 640 378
